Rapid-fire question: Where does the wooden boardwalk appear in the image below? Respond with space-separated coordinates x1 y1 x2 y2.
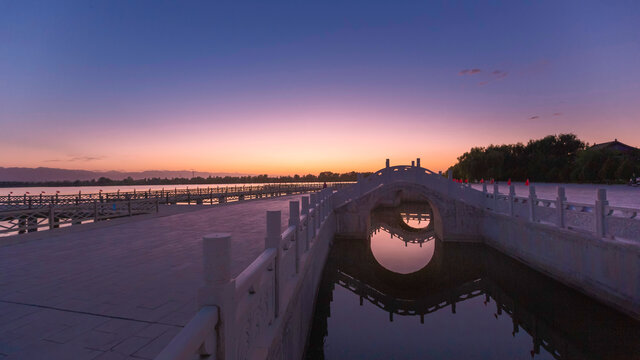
0 195 304 360
0 184 335 236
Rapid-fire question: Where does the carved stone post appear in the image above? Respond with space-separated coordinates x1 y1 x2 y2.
556 187 566 228
528 185 537 222
198 233 234 359
595 189 608 237
265 211 282 318
416 158 421 168
310 193 319 231
385 158 390 168
509 185 515 216
289 201 300 274
301 196 310 251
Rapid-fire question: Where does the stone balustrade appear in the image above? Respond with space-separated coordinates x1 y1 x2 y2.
155 187 336 360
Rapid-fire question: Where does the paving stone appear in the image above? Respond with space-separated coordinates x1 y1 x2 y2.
0 195 304 359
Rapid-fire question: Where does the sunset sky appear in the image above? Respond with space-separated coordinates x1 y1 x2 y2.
1 1 639 175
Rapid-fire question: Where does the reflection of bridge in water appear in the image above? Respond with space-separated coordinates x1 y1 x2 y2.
368 202 436 245
308 206 640 360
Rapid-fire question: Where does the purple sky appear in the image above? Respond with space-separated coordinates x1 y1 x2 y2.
1 1 639 174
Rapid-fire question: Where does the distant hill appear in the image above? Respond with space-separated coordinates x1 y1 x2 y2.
0 167 250 182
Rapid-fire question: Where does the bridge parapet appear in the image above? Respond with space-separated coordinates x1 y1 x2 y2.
336 161 640 243
156 187 336 360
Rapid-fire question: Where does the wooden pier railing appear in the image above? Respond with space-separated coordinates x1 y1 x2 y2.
0 183 350 210
0 198 159 235
0 184 346 237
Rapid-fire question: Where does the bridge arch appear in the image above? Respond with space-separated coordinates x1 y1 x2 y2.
334 165 483 241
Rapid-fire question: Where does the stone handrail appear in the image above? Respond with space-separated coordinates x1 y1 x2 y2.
335 161 639 241
155 187 336 360
482 183 640 241
154 306 219 360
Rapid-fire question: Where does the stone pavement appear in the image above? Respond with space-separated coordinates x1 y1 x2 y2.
0 195 303 359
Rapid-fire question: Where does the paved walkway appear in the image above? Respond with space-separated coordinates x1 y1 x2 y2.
0 195 303 359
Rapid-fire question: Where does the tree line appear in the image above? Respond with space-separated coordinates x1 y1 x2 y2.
447 134 639 183
0 171 370 188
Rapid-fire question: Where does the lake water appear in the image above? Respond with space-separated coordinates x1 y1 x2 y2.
305 204 640 360
0 182 330 196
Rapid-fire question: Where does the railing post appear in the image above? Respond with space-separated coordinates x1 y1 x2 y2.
310 193 319 233
265 211 282 318
493 184 499 212
94 200 98 222
528 185 537 222
556 186 566 228
128 198 132 216
385 158 390 168
49 204 55 230
416 158 421 168
301 196 310 251
595 189 608 237
509 185 515 216
198 233 234 359
289 201 300 274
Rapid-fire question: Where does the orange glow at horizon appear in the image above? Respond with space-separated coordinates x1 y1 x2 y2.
3 103 639 176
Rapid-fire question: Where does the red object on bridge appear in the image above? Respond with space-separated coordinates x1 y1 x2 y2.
525 179 530 186
507 178 511 185
465 179 469 183
490 179 494 184
480 179 484 183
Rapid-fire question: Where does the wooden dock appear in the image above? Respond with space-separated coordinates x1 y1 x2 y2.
0 184 341 236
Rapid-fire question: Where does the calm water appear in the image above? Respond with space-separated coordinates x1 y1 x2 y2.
0 182 331 196
305 204 640 360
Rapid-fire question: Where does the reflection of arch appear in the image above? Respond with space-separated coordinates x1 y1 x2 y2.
369 203 436 244
366 181 446 239
308 239 640 360
335 179 484 241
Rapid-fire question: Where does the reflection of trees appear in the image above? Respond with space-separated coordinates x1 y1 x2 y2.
306 232 640 360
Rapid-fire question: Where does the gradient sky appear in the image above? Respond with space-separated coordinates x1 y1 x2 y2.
1 1 639 175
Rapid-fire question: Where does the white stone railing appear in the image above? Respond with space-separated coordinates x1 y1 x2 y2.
480 183 640 241
334 159 640 242
155 187 336 360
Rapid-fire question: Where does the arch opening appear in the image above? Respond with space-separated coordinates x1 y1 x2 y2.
369 202 437 274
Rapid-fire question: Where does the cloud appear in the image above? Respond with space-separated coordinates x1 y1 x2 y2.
43 156 105 163
459 68 482 75
529 115 540 120
553 112 563 116
70 156 105 162
460 68 508 86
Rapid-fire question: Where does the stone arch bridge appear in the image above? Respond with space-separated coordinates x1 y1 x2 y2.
333 161 486 241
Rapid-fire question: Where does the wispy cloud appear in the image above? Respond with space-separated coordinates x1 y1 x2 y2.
529 115 540 120
70 156 105 162
43 156 105 163
553 112 563 116
459 68 482 75
459 67 508 86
